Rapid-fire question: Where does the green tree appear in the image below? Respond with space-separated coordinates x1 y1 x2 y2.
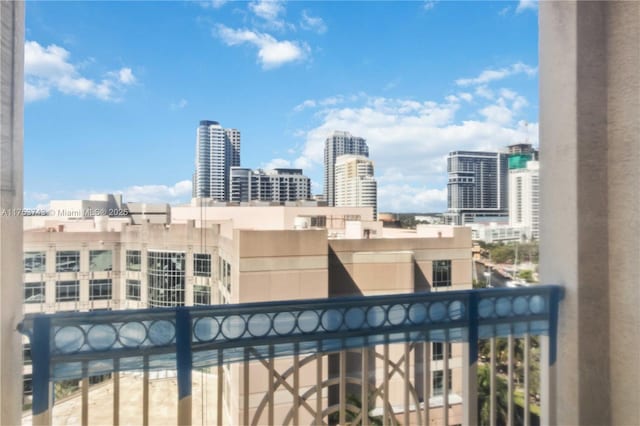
518 270 534 282
478 364 509 425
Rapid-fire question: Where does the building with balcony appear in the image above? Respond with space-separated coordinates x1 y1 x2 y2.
334 154 378 220
508 160 539 241
446 151 509 225
3 2 640 426
228 167 311 203
324 131 369 207
194 121 240 201
21 208 472 425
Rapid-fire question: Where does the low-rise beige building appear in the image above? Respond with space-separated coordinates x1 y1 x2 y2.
22 200 471 425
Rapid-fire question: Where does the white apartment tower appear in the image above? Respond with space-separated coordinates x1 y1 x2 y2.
229 167 311 203
509 160 540 240
324 131 369 206
194 120 240 200
335 155 377 219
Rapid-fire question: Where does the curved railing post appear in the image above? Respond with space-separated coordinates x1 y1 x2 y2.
176 307 192 426
32 316 51 426
463 292 478 426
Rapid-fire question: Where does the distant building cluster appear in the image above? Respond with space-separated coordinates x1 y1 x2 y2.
323 130 370 207
446 143 539 242
193 122 378 218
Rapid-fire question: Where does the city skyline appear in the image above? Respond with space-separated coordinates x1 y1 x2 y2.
23 1 539 212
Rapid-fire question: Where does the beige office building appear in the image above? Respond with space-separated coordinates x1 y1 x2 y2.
22 200 471 425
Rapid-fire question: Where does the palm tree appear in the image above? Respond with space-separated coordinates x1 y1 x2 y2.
477 364 509 425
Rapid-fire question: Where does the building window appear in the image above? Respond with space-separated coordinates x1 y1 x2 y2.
89 279 112 300
126 250 141 271
194 253 211 277
56 280 79 302
56 251 80 273
126 279 141 301
24 282 45 304
89 250 112 272
194 285 211 305
147 251 185 307
219 257 231 292
310 215 327 227
432 260 452 287
24 252 46 273
432 369 452 396
23 344 32 366
432 342 452 361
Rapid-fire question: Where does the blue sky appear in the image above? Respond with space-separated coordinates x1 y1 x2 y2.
24 0 539 212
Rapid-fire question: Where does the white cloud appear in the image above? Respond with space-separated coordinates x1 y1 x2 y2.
294 99 317 112
25 191 51 205
423 1 438 11
216 25 309 69
199 0 228 9
117 68 136 84
516 0 538 14
455 62 537 86
25 181 194 209
458 92 473 102
262 158 292 169
24 40 136 102
480 102 513 125
121 180 193 204
300 10 327 34
24 82 50 102
378 185 446 212
475 85 494 99
292 84 536 211
170 98 188 110
249 0 287 29
383 78 401 91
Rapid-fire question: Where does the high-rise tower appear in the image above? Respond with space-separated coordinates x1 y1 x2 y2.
194 121 241 200
323 131 369 206
508 144 539 240
225 128 241 168
446 151 508 225
334 155 377 219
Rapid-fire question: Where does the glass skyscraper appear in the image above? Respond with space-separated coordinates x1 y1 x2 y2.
194 120 240 200
446 150 509 225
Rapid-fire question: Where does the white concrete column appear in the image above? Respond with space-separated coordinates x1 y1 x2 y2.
540 1 640 425
0 1 24 424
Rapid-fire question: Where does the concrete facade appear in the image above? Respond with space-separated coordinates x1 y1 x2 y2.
508 160 539 240
323 131 369 207
172 203 375 237
0 2 23 424
446 150 509 225
228 167 311 203
195 121 240 200
21 212 471 425
540 1 640 424
334 154 377 220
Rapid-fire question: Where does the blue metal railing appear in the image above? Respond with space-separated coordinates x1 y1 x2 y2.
18 285 563 422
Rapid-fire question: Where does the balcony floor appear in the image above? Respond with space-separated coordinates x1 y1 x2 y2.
23 371 219 426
